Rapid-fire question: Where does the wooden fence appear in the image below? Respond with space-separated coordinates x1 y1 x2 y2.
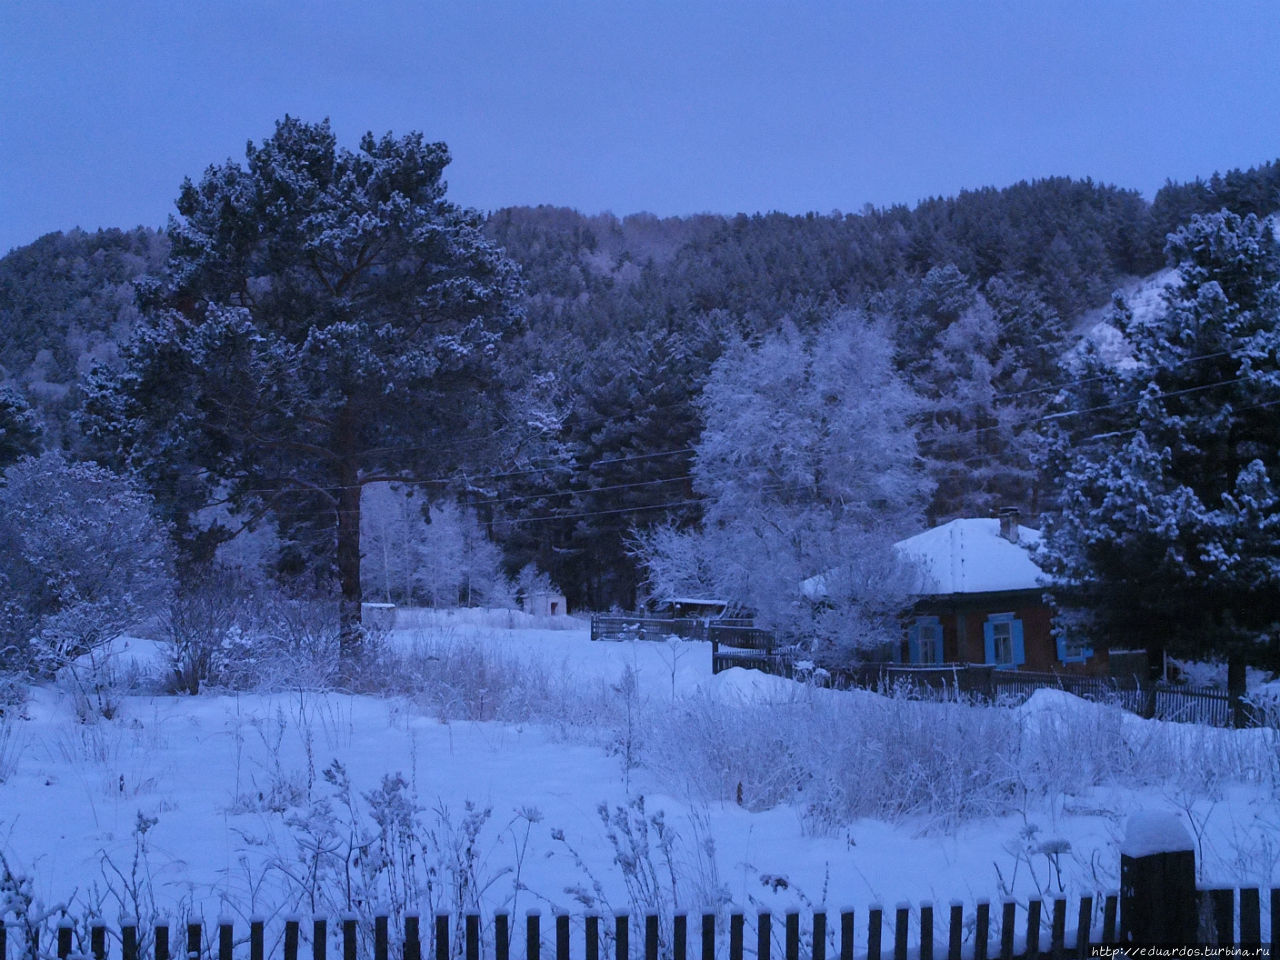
590 616 768 648
708 648 1266 729
26 886 1280 960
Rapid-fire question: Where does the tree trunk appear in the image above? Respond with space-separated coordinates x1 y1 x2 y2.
336 463 364 667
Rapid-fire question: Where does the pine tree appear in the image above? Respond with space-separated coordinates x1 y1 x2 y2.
82 118 524 662
1039 210 1280 688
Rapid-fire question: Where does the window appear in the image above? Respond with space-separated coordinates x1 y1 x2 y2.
908 616 944 664
983 613 1025 669
1055 632 1092 663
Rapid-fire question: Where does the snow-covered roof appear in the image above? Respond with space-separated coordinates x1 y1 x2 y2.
895 518 1044 596
664 597 728 607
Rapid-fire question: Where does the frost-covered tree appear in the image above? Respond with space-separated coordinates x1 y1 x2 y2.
82 118 524 662
1039 210 1280 687
0 389 40 468
0 452 170 673
360 483 510 607
635 311 931 657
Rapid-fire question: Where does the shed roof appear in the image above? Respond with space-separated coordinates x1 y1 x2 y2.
895 517 1044 596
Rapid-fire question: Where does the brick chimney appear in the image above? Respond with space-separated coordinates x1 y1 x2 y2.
998 506 1020 544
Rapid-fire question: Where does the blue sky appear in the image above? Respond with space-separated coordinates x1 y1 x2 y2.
2 1 1279 254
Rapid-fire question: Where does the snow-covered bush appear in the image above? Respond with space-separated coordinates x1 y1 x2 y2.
161 573 339 693
0 452 170 688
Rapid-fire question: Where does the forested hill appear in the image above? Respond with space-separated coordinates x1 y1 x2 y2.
2 161 1278 609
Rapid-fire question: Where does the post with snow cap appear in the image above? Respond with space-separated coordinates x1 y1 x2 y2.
1119 811 1197 945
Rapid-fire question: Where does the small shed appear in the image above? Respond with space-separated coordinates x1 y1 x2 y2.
659 597 730 619
523 591 568 617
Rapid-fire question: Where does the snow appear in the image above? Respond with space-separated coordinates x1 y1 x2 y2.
1 607 1277 938
894 518 1044 595
1119 812 1193 859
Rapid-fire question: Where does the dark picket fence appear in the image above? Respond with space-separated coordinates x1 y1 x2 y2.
26 886 1280 960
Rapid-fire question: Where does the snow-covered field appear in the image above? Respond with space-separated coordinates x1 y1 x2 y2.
2 608 1278 947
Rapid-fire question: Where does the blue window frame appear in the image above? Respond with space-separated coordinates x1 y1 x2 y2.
983 612 1025 669
1055 632 1093 664
907 616 944 664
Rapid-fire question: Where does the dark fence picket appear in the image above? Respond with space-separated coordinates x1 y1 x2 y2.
947 902 963 960
1271 888 1280 956
1101 894 1118 944
614 913 628 960
91 921 106 960
219 919 233 960
375 916 388 960
999 901 1015 960
867 905 882 960
1239 889 1260 947
645 914 658 960
122 923 138 960
893 904 908 960
526 911 540 960
284 919 299 960
342 917 356 960
251 918 265 960
728 913 742 960
1075 896 1092 958
586 915 599 960
404 915 421 960
700 914 714 960
1051 898 1066 957
784 912 798 960
974 902 990 960
673 913 687 960
1204 889 1235 946
812 911 826 960
436 913 449 960
493 913 508 960
557 914 570 960
756 912 770 960
839 910 853 960
919 902 933 960
187 921 201 960
57 921 72 960
1025 899 1041 959
465 915 479 960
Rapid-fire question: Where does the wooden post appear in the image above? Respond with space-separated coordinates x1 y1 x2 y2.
614 912 628 960
123 922 139 960
219 918 234 960
57 920 72 960
586 915 600 960
673 913 687 960
436 912 450 960
1119 811 1197 945
343 916 357 960
251 917 265 960
188 921 202 960
91 921 106 960
812 911 826 960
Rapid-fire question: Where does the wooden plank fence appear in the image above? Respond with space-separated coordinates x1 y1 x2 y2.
590 616 767 648
27 887 1280 960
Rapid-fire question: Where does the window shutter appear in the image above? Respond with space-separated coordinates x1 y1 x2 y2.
983 620 996 664
907 622 920 664
1011 618 1026 666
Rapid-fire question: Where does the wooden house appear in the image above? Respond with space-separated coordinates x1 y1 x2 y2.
894 511 1104 674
